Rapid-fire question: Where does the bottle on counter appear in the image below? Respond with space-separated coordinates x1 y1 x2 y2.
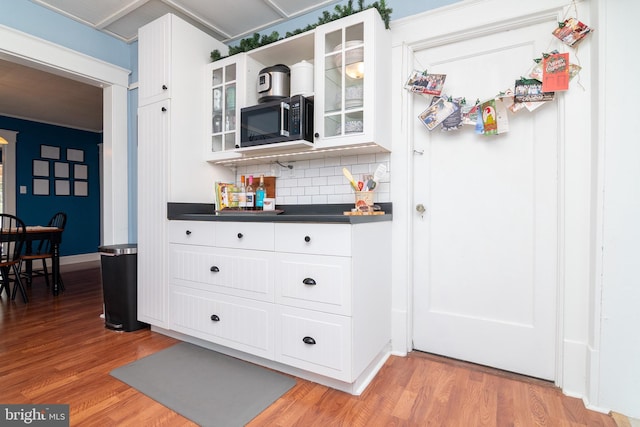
238 175 247 209
246 175 255 210
229 184 239 208
256 175 266 209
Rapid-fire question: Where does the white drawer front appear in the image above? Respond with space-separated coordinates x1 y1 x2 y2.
216 222 274 251
275 253 352 315
275 306 351 381
168 221 215 246
169 244 274 301
275 223 351 256
170 286 274 359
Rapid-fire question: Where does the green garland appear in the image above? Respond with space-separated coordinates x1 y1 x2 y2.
211 0 392 62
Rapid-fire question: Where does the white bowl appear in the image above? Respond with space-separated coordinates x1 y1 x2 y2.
333 40 364 69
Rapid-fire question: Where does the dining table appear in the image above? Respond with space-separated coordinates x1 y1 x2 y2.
22 225 64 296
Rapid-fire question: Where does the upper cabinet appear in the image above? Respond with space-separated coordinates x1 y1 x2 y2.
205 54 262 162
205 8 391 165
314 8 391 152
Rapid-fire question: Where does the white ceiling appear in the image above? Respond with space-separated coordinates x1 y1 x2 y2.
30 0 341 43
0 0 339 133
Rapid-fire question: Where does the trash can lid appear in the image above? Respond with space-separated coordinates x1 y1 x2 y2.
99 243 137 255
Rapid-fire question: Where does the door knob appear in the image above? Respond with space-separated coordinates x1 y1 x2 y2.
416 204 426 218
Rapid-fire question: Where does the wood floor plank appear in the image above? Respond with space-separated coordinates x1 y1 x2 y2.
0 265 617 427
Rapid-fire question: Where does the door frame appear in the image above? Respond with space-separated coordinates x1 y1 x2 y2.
389 1 583 388
0 24 130 246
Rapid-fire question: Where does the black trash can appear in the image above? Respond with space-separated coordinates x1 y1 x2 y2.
99 244 148 332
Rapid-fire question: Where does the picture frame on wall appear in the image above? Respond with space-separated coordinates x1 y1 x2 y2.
33 160 49 177
40 145 60 160
54 162 70 178
67 148 84 162
74 164 88 180
33 178 49 196
55 180 70 196
74 181 88 197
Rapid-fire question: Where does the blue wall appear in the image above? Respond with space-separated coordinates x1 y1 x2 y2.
1 116 101 256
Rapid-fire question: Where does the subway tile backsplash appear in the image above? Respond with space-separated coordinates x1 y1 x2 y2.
234 152 390 205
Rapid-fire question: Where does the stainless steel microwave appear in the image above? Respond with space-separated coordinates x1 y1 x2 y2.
239 95 314 148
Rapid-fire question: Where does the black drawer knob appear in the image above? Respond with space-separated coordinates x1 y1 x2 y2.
237 232 243 239
210 266 219 272
304 235 311 242
162 84 168 90
302 278 316 286
161 106 167 112
210 314 220 322
185 230 191 235
302 336 316 345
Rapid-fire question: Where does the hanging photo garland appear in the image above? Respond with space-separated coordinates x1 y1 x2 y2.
408 15 593 136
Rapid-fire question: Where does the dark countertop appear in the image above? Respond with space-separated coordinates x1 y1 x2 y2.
167 202 393 224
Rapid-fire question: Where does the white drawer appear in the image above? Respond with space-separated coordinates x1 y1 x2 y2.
275 306 351 381
168 221 215 246
216 222 274 251
275 253 352 315
169 244 274 301
170 286 275 360
275 223 351 256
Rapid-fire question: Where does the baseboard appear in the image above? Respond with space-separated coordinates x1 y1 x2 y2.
561 339 588 396
60 252 100 265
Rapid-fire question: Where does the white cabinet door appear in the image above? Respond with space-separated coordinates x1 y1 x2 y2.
137 100 170 327
276 305 352 381
168 221 215 246
313 8 391 151
171 286 275 359
170 244 275 302
275 252 352 315
138 14 171 105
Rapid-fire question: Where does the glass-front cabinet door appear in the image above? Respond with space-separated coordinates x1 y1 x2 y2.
314 8 391 152
322 23 364 139
206 53 262 161
209 60 237 155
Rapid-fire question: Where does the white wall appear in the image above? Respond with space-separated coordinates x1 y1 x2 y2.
593 0 640 418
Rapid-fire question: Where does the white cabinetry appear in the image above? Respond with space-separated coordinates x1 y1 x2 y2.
205 54 262 161
313 8 391 151
167 220 391 393
205 8 391 165
137 14 229 327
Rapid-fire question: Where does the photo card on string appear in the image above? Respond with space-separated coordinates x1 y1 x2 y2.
405 70 447 96
542 52 570 92
514 78 555 103
479 98 509 135
552 18 592 47
418 96 458 131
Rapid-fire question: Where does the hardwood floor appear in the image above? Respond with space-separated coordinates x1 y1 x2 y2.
1 265 616 426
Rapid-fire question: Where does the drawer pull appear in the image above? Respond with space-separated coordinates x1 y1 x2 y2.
304 235 311 242
302 278 316 286
210 266 219 272
302 336 316 345
237 232 243 239
185 230 191 235
210 314 220 322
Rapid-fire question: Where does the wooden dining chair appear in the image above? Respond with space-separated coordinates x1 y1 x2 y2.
19 212 67 290
0 214 28 302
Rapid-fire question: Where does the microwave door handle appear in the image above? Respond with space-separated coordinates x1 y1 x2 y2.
280 102 290 137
